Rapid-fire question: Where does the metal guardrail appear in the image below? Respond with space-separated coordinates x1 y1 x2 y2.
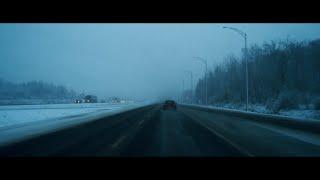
180 104 320 134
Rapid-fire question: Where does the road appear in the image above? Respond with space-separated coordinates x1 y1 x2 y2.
0 104 320 156
121 109 243 156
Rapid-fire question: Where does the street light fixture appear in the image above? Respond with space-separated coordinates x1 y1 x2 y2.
223 26 249 111
193 57 208 105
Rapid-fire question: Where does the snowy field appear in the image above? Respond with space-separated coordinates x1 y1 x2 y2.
0 102 140 128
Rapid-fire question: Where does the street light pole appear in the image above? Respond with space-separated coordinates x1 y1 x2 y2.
223 26 249 111
193 57 208 105
182 79 185 103
245 33 248 111
191 72 193 104
185 70 193 104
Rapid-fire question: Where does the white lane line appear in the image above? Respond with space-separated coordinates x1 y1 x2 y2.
180 110 254 157
138 120 145 126
111 135 127 149
110 113 150 150
252 122 320 146
198 120 254 157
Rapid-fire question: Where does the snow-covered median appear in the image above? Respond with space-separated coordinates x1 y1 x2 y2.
0 102 152 146
0 102 140 128
187 103 320 120
278 109 320 120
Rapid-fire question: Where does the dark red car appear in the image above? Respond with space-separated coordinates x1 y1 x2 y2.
162 100 177 110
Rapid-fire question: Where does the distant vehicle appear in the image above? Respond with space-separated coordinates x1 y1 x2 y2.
162 100 177 110
74 99 82 103
111 97 121 103
84 95 98 103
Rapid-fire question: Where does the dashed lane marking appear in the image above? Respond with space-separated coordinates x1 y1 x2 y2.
111 135 127 149
138 120 145 126
180 110 254 157
196 120 254 157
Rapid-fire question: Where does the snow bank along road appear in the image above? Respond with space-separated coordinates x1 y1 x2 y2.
1 103 320 156
0 103 133 128
0 103 147 146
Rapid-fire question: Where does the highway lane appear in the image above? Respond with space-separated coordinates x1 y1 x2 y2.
0 105 158 156
0 105 245 156
180 105 320 156
1 104 320 156
121 109 244 156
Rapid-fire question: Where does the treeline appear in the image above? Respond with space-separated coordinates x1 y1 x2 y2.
0 79 78 99
193 38 320 111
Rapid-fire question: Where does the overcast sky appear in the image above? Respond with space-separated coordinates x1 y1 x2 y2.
1 23 320 100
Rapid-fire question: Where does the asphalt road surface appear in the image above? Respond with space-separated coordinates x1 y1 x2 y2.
0 104 319 156
121 109 244 156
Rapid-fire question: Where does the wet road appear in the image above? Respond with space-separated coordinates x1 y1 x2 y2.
121 109 244 156
1 104 320 156
0 105 245 156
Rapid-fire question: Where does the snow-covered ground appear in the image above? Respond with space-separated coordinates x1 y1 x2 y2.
278 109 320 120
0 99 75 106
0 102 152 146
197 103 320 120
0 102 139 128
